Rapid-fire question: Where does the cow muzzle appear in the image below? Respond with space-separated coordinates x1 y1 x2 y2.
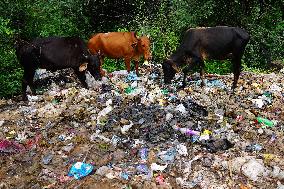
148 54 152 61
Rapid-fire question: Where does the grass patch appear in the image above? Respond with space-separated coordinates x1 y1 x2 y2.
205 60 233 75
102 58 126 73
242 64 271 74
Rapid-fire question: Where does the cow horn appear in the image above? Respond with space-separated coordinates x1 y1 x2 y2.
97 50 101 56
172 64 182 73
79 63 88 72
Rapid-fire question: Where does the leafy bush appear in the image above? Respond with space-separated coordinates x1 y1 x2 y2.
205 60 233 75
0 18 23 98
0 0 283 98
103 59 126 73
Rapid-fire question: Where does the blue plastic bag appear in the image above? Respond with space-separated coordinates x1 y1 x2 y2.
125 72 138 82
136 164 149 174
68 162 94 179
140 148 148 162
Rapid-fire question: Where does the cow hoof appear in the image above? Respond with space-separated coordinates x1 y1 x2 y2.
227 88 236 96
177 85 186 90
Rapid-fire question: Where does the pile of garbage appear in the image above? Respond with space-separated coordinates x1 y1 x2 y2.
0 64 284 189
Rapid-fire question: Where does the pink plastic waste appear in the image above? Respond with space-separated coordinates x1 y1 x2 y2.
156 175 165 185
0 139 25 154
178 128 200 136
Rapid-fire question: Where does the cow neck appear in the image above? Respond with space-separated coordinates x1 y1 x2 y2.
131 32 137 39
170 51 186 68
23 39 42 62
17 38 39 51
135 41 143 54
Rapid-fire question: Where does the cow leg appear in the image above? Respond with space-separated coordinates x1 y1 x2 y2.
124 58 131 73
22 68 36 100
232 57 242 90
74 69 88 89
182 72 187 88
28 71 36 95
181 66 190 88
134 60 139 76
192 55 205 87
199 61 206 87
100 56 105 76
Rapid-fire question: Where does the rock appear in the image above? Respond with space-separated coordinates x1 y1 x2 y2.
202 138 234 152
271 166 281 178
176 143 188 156
138 118 145 124
277 171 284 180
230 157 249 173
62 143 74 153
276 183 284 189
42 153 53 165
166 113 173 121
120 118 129 125
148 149 157 164
95 166 112 176
202 157 213 167
175 104 187 114
0 182 8 189
241 158 265 181
112 149 125 162
121 121 134 134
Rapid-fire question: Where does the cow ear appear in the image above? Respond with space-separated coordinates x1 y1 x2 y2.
79 63 88 72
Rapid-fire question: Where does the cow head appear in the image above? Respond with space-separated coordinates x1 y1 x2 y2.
137 36 152 61
81 54 102 80
162 59 177 84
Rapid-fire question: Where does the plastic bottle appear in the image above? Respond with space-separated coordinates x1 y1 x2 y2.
179 128 200 136
257 116 275 127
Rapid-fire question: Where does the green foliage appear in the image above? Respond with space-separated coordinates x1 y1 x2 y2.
19 0 84 38
103 59 125 73
205 60 233 75
243 3 284 68
0 18 22 98
242 64 270 74
0 0 283 98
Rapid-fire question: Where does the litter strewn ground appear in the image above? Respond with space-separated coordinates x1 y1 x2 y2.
0 64 284 189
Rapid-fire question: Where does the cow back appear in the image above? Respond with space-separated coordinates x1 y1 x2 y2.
32 37 89 70
180 27 249 60
88 32 138 59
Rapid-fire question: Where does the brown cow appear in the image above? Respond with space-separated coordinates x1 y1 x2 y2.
87 32 151 75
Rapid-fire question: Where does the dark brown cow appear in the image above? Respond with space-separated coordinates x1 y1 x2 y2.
87 32 151 75
162 26 250 89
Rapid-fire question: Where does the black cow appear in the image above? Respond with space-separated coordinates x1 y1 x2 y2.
162 26 250 89
15 36 102 101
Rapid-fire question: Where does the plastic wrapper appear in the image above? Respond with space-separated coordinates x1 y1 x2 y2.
68 162 94 180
